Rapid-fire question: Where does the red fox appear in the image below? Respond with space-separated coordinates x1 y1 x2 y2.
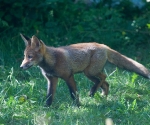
20 34 150 106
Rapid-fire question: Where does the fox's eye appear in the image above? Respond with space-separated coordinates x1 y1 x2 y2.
28 55 33 59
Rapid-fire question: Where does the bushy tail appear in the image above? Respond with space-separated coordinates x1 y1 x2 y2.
107 48 150 79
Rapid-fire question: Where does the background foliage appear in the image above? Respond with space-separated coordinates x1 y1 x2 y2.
0 0 150 124
0 0 150 66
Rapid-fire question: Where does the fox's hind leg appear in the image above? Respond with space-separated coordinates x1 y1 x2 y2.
84 72 109 96
98 73 109 96
84 74 101 96
84 51 109 96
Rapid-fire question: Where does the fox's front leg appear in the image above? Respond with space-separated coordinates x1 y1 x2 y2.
45 76 58 106
64 75 80 107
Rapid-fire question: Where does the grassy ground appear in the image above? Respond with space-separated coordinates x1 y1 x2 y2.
0 35 150 125
1 67 150 125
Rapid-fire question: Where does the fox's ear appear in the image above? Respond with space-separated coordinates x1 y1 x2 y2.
20 33 31 46
31 35 43 51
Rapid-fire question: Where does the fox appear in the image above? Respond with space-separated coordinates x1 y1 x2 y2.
20 34 150 107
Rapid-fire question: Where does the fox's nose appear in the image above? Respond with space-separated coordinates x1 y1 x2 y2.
20 63 25 69
20 65 23 69
20 64 23 69
20 64 26 70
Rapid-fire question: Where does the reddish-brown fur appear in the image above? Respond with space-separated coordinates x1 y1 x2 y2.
20 34 150 106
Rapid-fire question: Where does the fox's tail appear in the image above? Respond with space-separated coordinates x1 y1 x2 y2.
107 48 150 79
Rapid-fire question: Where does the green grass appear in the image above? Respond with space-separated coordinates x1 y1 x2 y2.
0 66 150 125
0 35 150 125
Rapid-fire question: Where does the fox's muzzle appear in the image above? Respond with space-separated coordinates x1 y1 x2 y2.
20 61 33 70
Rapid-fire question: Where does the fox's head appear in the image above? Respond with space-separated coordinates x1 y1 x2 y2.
20 34 45 70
